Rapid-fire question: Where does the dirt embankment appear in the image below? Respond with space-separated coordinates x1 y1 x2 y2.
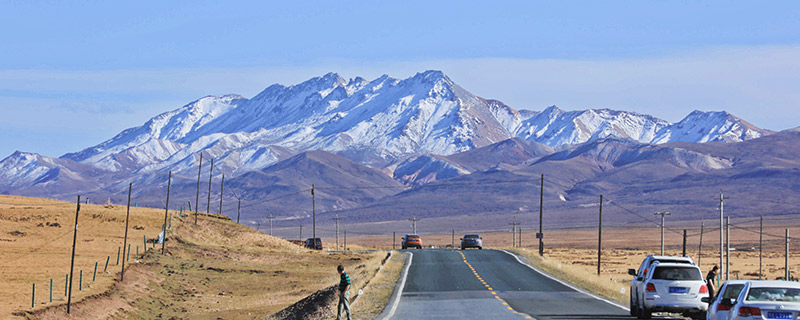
13 202 384 320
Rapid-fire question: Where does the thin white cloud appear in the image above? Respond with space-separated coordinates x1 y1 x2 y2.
1 45 799 157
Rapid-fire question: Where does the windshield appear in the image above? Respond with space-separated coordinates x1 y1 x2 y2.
652 266 702 280
464 235 479 239
746 287 800 302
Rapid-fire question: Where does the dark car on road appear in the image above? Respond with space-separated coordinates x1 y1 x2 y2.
401 234 422 249
304 237 323 250
460 234 483 250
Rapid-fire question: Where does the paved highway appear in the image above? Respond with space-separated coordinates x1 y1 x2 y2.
381 249 682 320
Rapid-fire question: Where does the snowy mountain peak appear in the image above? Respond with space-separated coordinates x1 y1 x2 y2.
652 110 771 143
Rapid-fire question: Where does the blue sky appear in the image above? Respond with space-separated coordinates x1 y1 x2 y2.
1 1 799 157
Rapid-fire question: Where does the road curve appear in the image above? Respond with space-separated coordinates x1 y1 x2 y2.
386 249 632 320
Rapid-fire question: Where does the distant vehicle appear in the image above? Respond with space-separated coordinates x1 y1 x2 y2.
401 234 422 249
460 234 483 250
629 254 695 317
704 280 746 320
725 280 800 320
304 237 323 250
636 261 708 319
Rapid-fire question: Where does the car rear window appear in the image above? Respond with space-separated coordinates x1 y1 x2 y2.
652 266 702 280
407 235 420 239
722 284 744 299
746 287 800 302
464 235 479 239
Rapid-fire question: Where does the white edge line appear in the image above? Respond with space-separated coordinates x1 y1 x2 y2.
380 251 413 320
498 249 630 312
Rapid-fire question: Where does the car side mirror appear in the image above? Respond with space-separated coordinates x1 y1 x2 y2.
459 238 462 240
720 298 734 306
628 269 636 276
701 297 710 303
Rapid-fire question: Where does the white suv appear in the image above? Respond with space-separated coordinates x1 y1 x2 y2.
629 255 695 317
637 262 709 319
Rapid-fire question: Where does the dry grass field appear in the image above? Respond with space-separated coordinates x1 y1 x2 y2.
0 195 393 320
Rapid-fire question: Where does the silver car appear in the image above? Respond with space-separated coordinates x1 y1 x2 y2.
728 280 800 320
705 280 747 320
639 261 708 319
460 234 482 250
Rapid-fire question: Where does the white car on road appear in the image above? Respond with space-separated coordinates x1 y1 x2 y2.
705 280 747 320
629 255 695 317
637 261 709 319
727 280 800 320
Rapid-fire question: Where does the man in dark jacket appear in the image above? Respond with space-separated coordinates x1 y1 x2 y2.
705 265 719 300
337 264 351 320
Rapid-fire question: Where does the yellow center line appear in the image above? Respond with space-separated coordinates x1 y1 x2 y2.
459 251 529 319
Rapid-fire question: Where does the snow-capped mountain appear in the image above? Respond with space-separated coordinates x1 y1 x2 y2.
0 70 774 200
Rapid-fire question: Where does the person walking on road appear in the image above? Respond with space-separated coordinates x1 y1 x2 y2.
337 264 352 320
705 265 719 300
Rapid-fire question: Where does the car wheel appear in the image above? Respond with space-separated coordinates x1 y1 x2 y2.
629 295 636 316
637 304 651 319
478 247 482 250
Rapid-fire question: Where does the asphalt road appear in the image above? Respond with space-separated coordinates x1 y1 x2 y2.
384 249 685 320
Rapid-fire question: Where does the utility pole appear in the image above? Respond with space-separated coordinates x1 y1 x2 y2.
654 211 671 255
161 172 171 255
518 227 522 248
408 216 420 234
726 216 730 281
67 196 81 314
334 214 341 251
393 232 396 250
195 153 202 224
509 217 520 249
759 216 763 280
236 198 241 224
538 174 544 256
598 195 603 275
311 184 315 242
785 229 790 280
121 183 132 281
344 228 347 251
299 225 302 241
682 229 687 257
207 158 214 214
452 230 455 248
218 174 224 215
267 214 276 236
719 191 725 282
698 221 704 269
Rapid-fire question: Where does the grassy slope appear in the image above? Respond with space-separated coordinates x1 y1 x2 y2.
0 194 388 320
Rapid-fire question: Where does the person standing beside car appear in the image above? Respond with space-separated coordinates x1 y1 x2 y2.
337 264 352 320
706 265 719 299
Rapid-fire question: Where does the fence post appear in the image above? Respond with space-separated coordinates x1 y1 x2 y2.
32 283 35 308
136 246 139 261
65 274 68 296
93 261 98 281
104 256 109 273
79 270 83 291
116 247 120 265
50 278 53 303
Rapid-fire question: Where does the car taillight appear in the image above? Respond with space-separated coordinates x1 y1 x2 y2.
646 283 656 292
717 304 731 311
738 306 762 317
699 285 708 294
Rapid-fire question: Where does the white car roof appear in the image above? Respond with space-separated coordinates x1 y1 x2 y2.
652 262 700 268
747 280 800 289
650 255 693 262
722 280 749 285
